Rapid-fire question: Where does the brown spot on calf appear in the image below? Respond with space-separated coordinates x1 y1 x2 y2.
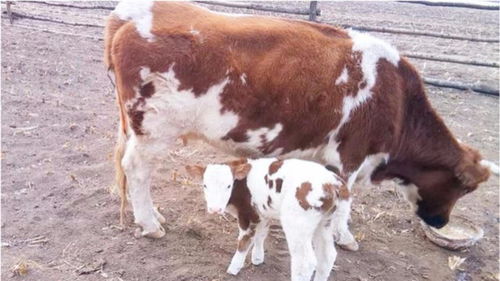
296 182 313 210
237 223 256 252
320 183 336 212
269 160 284 175
338 184 350 200
275 178 283 193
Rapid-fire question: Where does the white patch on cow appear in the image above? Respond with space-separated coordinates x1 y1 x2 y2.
113 0 155 41
335 67 349 85
281 146 325 162
139 67 151 81
203 164 234 214
356 153 390 185
322 32 400 172
396 183 421 211
245 123 283 148
137 65 238 144
240 73 247 85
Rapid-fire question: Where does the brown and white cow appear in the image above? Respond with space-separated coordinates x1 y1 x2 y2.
104 1 490 239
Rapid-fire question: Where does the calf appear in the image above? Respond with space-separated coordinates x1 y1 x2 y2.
187 158 352 281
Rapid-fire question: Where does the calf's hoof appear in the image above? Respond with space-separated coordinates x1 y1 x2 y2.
227 265 242 275
338 240 359 251
134 225 166 239
251 256 264 266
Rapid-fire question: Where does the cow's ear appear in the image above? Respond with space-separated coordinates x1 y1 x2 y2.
456 146 490 189
231 163 251 180
185 165 206 179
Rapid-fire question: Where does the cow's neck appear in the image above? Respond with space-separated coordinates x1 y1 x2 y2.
392 86 462 169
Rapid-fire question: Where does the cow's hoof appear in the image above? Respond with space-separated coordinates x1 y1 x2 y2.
134 225 166 239
154 206 167 224
338 240 359 251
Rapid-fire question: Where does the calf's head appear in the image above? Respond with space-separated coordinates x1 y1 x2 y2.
186 162 251 215
372 146 490 228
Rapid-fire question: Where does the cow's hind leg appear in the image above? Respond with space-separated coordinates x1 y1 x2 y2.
121 134 165 238
332 199 358 251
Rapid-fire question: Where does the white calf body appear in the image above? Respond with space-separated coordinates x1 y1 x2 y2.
188 158 354 281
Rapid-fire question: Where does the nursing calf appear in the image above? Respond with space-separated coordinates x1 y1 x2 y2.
187 158 352 281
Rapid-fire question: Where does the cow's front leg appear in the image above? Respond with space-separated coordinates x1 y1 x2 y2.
227 224 256 275
122 135 165 238
332 198 358 251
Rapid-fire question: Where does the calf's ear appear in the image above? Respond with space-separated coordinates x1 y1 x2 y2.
185 165 206 179
232 163 251 180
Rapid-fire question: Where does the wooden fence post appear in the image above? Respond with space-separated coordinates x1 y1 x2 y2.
6 1 14 24
309 1 318 21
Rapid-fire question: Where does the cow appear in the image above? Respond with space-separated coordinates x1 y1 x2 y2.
186 158 350 281
103 1 490 241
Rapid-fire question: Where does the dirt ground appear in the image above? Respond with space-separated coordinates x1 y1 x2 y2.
1 2 498 281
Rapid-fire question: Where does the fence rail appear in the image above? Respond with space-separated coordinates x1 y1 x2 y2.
3 1 498 96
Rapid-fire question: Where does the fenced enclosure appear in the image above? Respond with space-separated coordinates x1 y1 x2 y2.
1 2 498 281
2 0 499 96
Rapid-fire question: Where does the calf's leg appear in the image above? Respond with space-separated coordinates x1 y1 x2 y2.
281 213 318 281
227 224 256 275
251 219 270 265
312 219 337 281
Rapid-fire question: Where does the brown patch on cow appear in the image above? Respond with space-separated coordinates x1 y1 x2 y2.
268 160 284 175
128 98 146 135
275 178 283 193
268 180 274 189
295 182 313 210
267 196 272 208
140 81 155 98
237 223 256 252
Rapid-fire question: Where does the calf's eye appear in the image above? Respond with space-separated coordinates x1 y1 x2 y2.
227 185 231 189
203 184 207 189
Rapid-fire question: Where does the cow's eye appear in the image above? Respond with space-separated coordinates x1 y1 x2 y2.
227 185 231 189
203 184 207 189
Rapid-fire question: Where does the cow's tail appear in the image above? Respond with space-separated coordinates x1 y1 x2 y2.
104 13 130 225
114 120 128 226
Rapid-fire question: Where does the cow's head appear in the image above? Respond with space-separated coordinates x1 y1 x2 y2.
372 145 489 228
186 161 251 215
